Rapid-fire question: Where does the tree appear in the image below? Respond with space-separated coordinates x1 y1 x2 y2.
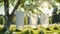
2 0 25 34
0 0 59 33
2 0 9 33
0 15 4 25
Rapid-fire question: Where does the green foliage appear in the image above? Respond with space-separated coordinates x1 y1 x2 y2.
0 0 3 3
12 16 16 24
49 17 52 24
0 2 4 6
0 25 60 34
24 16 28 25
30 30 34 34
46 28 50 31
23 30 29 34
55 0 60 3
39 30 44 34
53 27 59 30
0 16 5 25
9 0 18 6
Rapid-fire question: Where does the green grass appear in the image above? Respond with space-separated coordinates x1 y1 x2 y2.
0 25 60 34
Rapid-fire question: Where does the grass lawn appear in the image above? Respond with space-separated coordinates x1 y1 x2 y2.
0 25 60 34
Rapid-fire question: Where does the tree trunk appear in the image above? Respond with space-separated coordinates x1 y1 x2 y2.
2 0 24 33
2 0 21 33
2 0 9 33
10 0 21 17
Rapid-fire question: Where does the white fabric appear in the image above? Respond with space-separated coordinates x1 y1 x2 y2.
14 11 24 30
40 14 49 28
30 14 37 28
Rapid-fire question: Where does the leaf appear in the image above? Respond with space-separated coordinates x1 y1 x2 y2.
55 0 60 3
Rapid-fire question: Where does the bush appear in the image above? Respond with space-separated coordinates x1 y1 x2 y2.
23 30 29 34
54 27 59 30
46 28 50 31
0 16 5 25
24 16 28 25
30 30 34 34
39 30 44 34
